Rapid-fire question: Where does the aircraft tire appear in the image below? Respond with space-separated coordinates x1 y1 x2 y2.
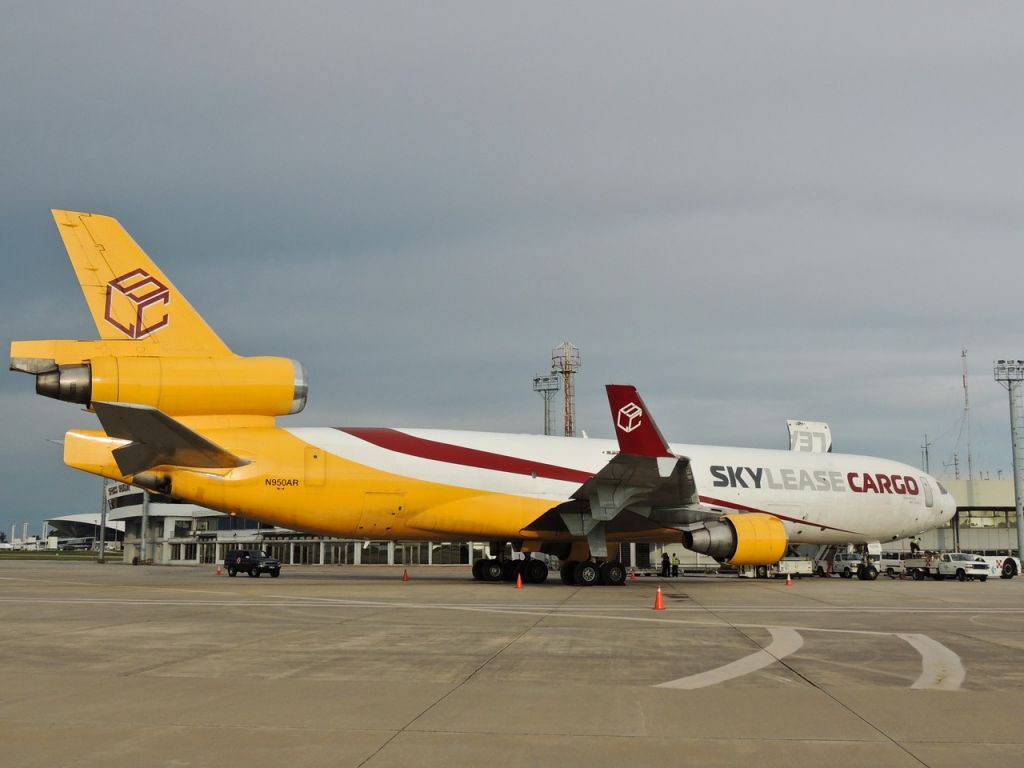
481 559 503 582
523 559 548 584
560 560 578 585
501 560 521 582
599 561 626 586
574 560 600 587
471 559 484 580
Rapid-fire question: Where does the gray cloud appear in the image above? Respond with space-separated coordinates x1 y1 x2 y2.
2 2 1022 530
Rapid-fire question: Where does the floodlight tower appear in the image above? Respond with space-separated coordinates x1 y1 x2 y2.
532 374 560 436
552 342 581 437
993 359 1024 557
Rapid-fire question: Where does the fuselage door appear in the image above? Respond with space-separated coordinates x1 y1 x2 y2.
921 477 934 508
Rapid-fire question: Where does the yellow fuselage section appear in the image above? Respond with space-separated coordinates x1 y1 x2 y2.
65 426 675 544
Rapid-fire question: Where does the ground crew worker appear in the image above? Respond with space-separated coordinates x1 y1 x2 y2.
671 553 680 577
660 552 670 577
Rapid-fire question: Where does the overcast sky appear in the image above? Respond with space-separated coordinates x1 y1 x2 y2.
2 2 1022 533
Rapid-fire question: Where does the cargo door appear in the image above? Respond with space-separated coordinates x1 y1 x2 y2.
357 492 404 536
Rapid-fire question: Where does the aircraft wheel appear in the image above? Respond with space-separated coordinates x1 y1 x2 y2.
956 569 966 582
599 561 626 586
560 560 578 585
471 559 485 580
501 560 521 582
574 560 600 587
1002 561 1017 579
523 558 548 584
481 559 503 582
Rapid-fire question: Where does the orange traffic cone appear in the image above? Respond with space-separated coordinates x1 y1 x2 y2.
215 564 222 576
515 573 523 589
402 568 409 582
786 573 793 587
630 569 637 581
653 586 665 611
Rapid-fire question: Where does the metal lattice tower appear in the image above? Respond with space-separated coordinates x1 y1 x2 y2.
532 374 560 436
552 341 581 437
994 359 1024 557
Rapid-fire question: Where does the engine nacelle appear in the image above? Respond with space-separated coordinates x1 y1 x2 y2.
682 513 787 566
34 356 307 416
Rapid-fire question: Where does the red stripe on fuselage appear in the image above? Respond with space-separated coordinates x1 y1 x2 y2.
339 428 593 484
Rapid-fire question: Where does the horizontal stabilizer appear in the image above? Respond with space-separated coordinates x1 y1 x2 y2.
93 401 249 475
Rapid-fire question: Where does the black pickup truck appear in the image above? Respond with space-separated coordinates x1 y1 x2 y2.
224 549 281 578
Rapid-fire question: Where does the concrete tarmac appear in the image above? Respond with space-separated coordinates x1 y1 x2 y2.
1 561 1023 768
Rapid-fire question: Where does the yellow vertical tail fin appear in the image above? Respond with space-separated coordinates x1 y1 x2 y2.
51 209 231 357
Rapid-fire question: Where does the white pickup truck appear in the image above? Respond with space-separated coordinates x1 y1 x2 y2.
903 552 990 582
814 551 879 580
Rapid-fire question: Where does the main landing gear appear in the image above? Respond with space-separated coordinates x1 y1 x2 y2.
472 556 549 584
559 559 627 586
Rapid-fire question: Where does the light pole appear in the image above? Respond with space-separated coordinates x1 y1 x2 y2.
993 360 1024 557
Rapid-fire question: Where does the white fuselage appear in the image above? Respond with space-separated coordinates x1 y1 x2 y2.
292 428 957 545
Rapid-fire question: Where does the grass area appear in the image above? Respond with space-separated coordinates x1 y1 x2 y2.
0 550 117 562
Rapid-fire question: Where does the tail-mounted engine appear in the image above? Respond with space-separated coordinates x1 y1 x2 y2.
682 513 787 566
17 354 307 417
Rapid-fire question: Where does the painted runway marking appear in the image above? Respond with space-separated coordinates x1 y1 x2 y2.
655 626 804 690
0 595 970 690
898 633 965 691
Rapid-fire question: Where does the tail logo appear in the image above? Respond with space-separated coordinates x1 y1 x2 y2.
617 402 643 433
104 268 170 339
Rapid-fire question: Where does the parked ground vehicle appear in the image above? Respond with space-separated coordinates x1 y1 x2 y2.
903 552 989 582
737 556 814 579
224 549 281 578
815 550 876 579
973 555 1022 579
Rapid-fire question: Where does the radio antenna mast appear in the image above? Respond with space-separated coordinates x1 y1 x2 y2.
962 349 974 481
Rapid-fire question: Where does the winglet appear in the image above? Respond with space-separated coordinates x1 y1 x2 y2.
605 384 673 458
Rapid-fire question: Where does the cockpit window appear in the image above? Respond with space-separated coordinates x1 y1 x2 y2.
937 482 949 495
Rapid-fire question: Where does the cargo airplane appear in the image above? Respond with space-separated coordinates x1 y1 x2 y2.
10 211 956 585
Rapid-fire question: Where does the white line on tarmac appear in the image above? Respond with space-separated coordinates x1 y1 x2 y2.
898 633 966 691
654 627 804 690
0 594 971 691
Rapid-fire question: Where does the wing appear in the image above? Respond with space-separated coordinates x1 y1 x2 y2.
526 385 718 554
93 401 248 475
